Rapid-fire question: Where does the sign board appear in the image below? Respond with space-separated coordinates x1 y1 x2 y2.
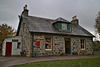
34 34 44 39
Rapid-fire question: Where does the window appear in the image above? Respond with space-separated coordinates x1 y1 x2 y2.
58 22 71 31
81 39 85 50
45 37 52 50
62 23 67 30
17 42 21 49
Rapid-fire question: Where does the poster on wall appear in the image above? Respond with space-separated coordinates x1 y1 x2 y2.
34 34 44 46
34 34 44 40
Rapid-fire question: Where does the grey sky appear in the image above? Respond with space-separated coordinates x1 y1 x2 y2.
0 0 100 35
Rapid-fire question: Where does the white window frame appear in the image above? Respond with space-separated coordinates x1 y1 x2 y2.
81 39 85 50
45 37 52 50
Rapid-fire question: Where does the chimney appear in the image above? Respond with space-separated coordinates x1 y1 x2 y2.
71 15 79 25
22 5 29 16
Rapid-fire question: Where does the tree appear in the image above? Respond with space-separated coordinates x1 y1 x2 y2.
95 12 100 40
93 41 100 51
0 23 16 50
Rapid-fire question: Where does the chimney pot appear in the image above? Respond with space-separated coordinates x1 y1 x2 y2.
24 5 27 10
71 15 79 25
72 15 77 21
22 5 29 16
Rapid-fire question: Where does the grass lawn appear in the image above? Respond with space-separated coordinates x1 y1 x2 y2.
10 58 100 67
94 51 100 54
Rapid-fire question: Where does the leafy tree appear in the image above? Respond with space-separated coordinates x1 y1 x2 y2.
0 23 16 50
93 41 100 51
94 12 100 51
95 12 100 40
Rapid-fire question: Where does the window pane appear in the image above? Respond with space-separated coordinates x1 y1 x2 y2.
81 39 85 49
59 22 62 30
45 37 52 49
67 24 70 31
62 23 67 30
81 45 82 48
17 42 21 49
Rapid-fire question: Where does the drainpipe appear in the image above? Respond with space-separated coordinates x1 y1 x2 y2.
32 33 34 57
92 37 94 55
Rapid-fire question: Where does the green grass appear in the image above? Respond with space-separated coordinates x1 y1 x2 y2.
10 58 100 67
94 51 100 54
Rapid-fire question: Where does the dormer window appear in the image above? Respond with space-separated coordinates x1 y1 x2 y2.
53 17 71 32
58 22 71 31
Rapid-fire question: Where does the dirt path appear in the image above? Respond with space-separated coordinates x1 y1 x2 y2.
0 55 100 67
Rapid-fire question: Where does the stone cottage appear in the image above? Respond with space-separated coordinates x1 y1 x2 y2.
16 5 94 57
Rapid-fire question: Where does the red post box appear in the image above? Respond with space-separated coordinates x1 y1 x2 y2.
36 40 40 46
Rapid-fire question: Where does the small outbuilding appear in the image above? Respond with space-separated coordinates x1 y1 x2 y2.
2 36 22 56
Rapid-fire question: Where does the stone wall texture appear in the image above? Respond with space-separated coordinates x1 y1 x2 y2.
33 34 93 56
85 38 93 54
18 19 32 57
71 37 93 55
71 37 81 55
33 35 65 56
53 36 65 55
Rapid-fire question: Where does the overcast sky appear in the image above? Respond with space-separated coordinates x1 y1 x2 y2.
0 0 100 35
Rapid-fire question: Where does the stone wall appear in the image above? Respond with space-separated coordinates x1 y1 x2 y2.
85 38 93 54
33 34 93 56
33 34 65 56
53 36 65 55
71 37 81 55
71 37 93 55
18 18 32 57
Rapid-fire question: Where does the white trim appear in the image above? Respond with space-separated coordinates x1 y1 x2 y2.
45 49 52 51
81 49 85 50
45 37 52 50
81 39 85 50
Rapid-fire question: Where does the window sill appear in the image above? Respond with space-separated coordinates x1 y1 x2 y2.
45 49 52 51
81 49 85 50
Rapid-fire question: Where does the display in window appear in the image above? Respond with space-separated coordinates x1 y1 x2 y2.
45 37 52 49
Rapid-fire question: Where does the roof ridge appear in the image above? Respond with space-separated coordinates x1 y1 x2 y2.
56 17 70 22
28 15 55 21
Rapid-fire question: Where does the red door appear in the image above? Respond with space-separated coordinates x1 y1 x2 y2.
6 42 12 56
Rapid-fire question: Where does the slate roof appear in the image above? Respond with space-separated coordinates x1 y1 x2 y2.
17 15 94 37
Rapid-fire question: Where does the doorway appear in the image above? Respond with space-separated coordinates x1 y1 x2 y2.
65 38 71 54
6 42 12 56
